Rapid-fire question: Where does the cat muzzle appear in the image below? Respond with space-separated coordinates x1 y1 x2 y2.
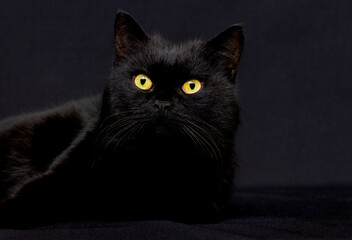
153 100 173 112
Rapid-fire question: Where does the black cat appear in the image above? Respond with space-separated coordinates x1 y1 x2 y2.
0 11 243 226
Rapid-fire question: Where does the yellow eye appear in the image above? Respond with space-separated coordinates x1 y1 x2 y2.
134 74 152 90
182 80 202 94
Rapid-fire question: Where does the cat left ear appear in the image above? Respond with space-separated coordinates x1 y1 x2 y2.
114 11 149 62
206 25 244 80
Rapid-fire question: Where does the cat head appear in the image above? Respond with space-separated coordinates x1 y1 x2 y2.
100 11 243 155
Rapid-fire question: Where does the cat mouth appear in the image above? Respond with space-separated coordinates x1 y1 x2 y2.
151 113 172 136
154 124 170 136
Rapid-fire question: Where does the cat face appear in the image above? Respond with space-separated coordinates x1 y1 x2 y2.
100 11 243 155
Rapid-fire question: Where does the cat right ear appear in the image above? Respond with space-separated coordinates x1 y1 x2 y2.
114 11 149 62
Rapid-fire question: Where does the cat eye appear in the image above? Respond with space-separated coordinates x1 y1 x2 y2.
182 80 202 94
134 74 153 90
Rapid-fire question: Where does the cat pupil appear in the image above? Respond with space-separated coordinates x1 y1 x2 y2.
189 82 195 90
140 78 146 85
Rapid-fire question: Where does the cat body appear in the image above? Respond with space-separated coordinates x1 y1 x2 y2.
0 11 243 225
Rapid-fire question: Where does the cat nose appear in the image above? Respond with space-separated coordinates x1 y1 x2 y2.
153 100 173 111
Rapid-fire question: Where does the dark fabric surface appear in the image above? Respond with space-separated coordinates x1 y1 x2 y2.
1 186 351 239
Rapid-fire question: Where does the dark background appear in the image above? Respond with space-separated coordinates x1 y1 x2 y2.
0 0 351 187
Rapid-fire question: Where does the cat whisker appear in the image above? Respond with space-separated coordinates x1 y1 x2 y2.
112 122 145 152
99 110 132 127
125 122 146 143
97 114 140 141
182 115 224 139
105 122 137 147
181 123 220 160
184 118 222 155
98 119 132 141
92 120 145 169
180 125 207 156
181 122 224 179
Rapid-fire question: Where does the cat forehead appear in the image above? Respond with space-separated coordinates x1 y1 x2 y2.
126 37 210 76
147 37 205 63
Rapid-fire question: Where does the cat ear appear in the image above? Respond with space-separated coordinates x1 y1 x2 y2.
206 25 244 80
114 11 149 62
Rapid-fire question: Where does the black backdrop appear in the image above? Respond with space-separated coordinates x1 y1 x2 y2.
0 0 351 187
